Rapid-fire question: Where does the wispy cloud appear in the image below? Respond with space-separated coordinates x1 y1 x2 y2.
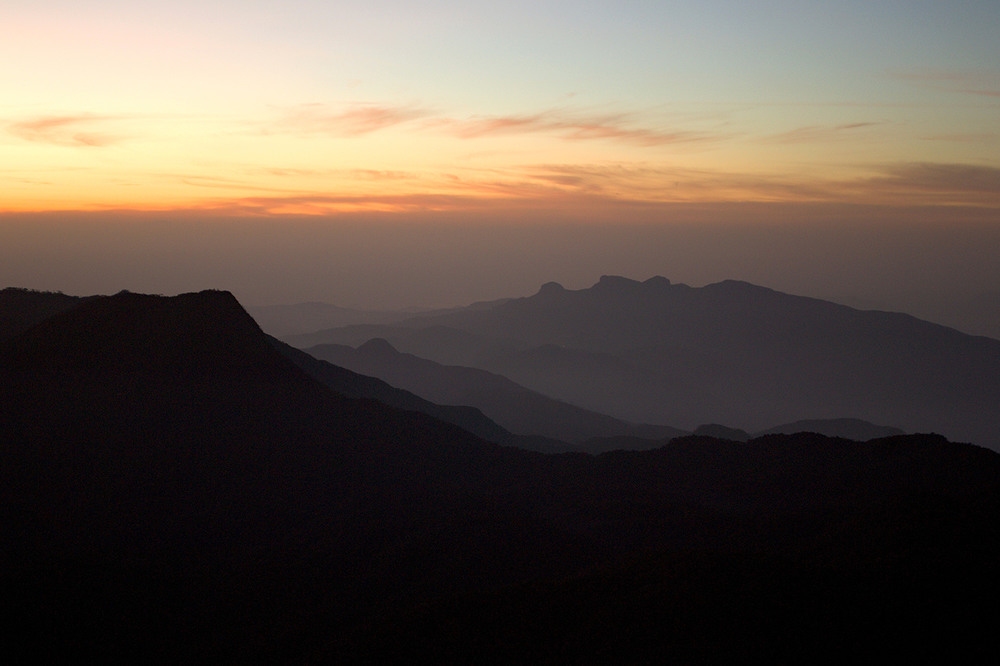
195 192 497 216
509 163 835 203
7 114 125 147
513 161 1000 207
269 103 431 136
762 122 884 144
858 162 1000 198
262 102 722 147
432 109 718 147
258 167 413 181
185 159 1000 216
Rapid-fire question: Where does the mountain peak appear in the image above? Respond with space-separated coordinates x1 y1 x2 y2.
0 287 89 341
594 275 641 291
591 275 673 294
706 279 772 293
536 281 566 296
693 424 750 442
2 289 286 381
358 337 399 356
642 276 671 289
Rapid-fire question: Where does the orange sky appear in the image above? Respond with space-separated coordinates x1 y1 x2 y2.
3 1 999 215
1 1 999 329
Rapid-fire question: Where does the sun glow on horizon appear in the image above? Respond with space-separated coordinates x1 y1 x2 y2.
2 1 999 215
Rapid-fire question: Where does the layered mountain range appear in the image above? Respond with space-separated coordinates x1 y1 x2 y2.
286 275 1000 450
306 337 684 447
2 286 998 661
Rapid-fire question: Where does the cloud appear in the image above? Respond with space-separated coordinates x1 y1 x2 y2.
263 102 721 147
195 192 498 216
186 159 1000 217
434 109 717 147
259 167 413 181
511 163 835 203
520 164 684 195
7 114 124 147
517 161 1000 207
860 162 1000 197
762 122 883 144
271 103 430 136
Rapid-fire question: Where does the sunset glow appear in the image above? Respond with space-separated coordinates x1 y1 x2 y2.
3 0 998 215
2 1 999 317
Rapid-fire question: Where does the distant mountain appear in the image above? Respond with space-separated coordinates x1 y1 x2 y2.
245 301 415 338
575 417 906 451
305 337 684 446
287 275 1000 450
287 321 512 366
269 336 511 444
757 417 904 440
909 288 1000 341
3 288 999 660
247 296 513 338
690 418 904 442
693 424 751 441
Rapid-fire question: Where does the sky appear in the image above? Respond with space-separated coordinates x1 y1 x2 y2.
1 1 999 332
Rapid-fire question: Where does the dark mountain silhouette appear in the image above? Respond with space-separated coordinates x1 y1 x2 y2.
0 287 89 341
305 337 683 447
573 434 675 452
286 275 1000 450
247 295 513 338
2 289 999 661
246 301 414 338
757 417 904 440
269 335 512 443
0 289 577 659
573 417 905 452
693 423 751 441
288 320 513 365
910 287 1000 341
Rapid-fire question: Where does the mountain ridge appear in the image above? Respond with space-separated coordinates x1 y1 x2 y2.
2 286 998 660
283 275 1000 449
306 336 684 447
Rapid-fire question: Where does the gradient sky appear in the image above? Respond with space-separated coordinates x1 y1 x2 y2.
2 1 999 327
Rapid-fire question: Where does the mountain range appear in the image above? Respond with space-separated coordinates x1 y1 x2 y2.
284 275 1000 450
2 286 999 661
306 337 684 447
246 295 513 338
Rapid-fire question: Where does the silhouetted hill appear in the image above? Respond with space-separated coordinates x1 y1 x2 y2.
327 432 1000 661
573 417 906 451
575 434 674 452
2 289 999 660
246 301 415 338
1 290 603 659
287 275 1000 449
757 417 904 440
287 321 510 365
305 337 683 446
269 336 511 443
909 287 1000 340
248 296 514 339
693 423 751 441
0 287 89 341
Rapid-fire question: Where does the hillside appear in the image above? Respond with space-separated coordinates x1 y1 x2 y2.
0 287 89 341
306 337 683 446
286 276 1000 449
2 289 998 661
